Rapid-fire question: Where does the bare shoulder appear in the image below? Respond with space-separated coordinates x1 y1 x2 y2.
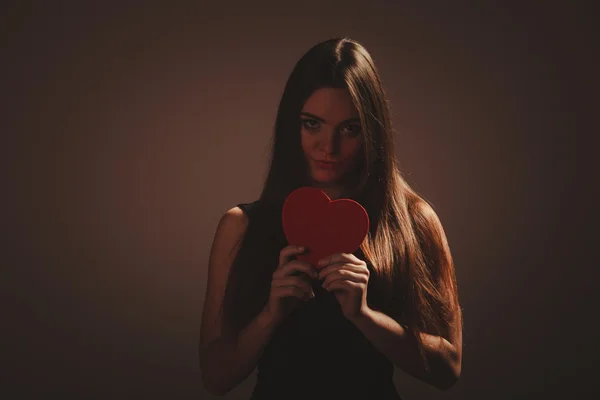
209 206 251 269
410 200 445 240
412 199 441 224
217 206 249 238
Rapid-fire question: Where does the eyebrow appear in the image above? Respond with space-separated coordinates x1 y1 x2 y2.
300 112 360 125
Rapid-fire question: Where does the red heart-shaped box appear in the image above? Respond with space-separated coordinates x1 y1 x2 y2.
282 186 370 269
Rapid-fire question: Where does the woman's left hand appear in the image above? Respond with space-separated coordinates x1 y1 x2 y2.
317 253 370 321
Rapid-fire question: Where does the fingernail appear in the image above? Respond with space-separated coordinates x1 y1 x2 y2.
298 246 304 251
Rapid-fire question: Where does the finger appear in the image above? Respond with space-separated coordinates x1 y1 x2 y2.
278 245 307 269
321 269 366 288
272 286 307 300
273 285 314 301
276 260 318 279
318 263 367 280
324 279 362 292
273 276 314 295
276 285 315 301
318 252 362 268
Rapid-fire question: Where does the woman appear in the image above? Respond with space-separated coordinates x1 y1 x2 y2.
199 38 462 399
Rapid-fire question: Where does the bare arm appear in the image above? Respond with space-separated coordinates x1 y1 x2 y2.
350 305 462 390
198 207 316 396
200 308 279 396
198 207 276 395
350 203 462 390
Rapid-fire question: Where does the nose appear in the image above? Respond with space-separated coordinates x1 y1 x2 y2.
319 129 340 154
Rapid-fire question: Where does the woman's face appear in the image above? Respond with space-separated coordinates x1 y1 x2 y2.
300 87 363 187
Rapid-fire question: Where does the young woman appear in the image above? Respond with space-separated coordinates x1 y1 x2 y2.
199 38 462 399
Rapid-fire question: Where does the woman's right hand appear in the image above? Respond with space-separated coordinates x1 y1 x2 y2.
263 245 318 325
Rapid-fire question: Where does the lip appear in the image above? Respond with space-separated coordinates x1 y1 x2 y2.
314 159 339 170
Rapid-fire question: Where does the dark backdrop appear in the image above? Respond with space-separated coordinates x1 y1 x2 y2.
2 1 595 399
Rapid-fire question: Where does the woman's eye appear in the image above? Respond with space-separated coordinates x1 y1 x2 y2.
301 119 320 130
342 124 361 136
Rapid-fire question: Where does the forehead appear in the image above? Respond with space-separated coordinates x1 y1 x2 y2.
301 87 359 120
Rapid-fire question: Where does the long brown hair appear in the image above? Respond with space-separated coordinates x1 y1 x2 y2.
222 38 460 365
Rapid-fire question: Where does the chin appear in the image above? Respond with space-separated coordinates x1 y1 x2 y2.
311 172 341 184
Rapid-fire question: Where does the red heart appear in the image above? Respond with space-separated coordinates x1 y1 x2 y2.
282 187 370 269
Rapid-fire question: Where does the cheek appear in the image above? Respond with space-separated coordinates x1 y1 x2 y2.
341 139 362 161
300 132 314 155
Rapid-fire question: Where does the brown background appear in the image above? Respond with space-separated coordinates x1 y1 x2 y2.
2 1 595 399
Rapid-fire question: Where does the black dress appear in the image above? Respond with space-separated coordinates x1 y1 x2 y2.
237 201 402 400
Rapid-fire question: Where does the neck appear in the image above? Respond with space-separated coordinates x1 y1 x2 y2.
321 186 343 200
309 182 345 200
305 173 358 200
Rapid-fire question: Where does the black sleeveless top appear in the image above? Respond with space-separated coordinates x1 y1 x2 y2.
237 201 402 400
